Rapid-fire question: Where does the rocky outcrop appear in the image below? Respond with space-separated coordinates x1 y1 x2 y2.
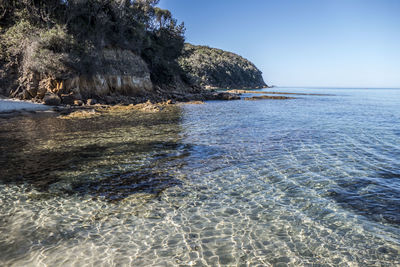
179 43 267 90
63 49 153 98
1 3 252 106
7 48 245 105
10 49 154 105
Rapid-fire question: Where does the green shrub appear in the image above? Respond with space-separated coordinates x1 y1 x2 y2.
0 0 187 95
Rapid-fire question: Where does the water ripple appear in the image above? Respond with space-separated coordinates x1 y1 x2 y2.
1 88 400 266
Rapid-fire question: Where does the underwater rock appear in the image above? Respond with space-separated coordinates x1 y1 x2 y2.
244 95 295 100
211 92 241 100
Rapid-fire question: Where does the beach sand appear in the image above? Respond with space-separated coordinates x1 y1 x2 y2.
0 98 50 113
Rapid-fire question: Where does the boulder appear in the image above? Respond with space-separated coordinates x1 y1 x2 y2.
61 94 75 105
73 100 84 106
43 93 61 106
105 96 116 104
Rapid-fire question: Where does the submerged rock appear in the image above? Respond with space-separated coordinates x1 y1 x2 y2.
183 100 205 105
228 89 332 96
209 92 241 100
244 95 295 100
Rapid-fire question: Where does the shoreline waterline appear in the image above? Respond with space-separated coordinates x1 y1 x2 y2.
0 98 50 113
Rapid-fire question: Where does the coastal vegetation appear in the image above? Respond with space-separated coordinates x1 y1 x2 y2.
0 0 186 100
179 43 267 89
0 0 267 105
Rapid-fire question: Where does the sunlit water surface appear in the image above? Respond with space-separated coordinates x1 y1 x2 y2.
0 88 399 266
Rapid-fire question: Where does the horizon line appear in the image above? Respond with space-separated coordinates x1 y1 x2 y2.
273 86 400 89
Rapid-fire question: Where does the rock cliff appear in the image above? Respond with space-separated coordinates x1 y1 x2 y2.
9 49 154 104
179 44 267 89
8 48 239 105
0 2 262 105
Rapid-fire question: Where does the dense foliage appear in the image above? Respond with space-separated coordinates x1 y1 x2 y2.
179 44 267 89
0 0 185 95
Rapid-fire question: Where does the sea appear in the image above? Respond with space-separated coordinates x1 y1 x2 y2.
0 87 399 266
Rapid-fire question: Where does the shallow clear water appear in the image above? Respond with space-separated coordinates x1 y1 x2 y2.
0 88 399 266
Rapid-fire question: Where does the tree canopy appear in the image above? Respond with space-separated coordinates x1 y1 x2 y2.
0 0 186 94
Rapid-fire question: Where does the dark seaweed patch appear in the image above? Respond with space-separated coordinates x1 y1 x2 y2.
327 172 400 225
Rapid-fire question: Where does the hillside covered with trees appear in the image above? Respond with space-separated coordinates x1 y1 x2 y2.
179 44 267 89
0 0 188 100
0 0 267 104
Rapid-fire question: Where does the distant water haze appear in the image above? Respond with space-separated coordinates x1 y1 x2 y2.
160 0 400 88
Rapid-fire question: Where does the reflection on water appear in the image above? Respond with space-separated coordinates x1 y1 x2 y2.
1 88 400 266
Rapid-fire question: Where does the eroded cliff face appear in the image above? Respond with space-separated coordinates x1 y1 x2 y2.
6 47 242 105
61 74 153 98
64 48 154 97
11 49 155 104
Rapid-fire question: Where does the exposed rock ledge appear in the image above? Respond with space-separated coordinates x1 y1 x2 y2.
9 48 239 106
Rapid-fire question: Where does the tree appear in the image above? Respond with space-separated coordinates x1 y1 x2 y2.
0 0 188 96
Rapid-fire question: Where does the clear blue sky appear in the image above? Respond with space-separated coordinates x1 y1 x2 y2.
159 0 400 88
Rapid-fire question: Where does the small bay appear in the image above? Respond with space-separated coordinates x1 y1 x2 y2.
0 87 399 266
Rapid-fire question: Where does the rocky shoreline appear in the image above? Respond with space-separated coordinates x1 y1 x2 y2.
0 89 240 118
1 87 336 118
37 88 240 107
0 1 270 119
2 85 239 111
